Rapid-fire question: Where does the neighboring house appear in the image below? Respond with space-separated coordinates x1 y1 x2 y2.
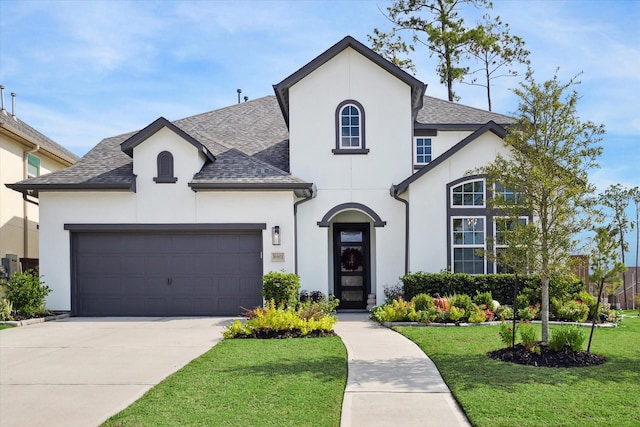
0 88 78 273
610 266 639 309
8 36 515 316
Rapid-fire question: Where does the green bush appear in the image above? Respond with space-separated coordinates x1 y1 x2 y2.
1 298 13 321
517 303 540 321
1 270 51 317
549 325 586 352
473 290 493 308
448 305 465 322
370 298 419 323
573 290 597 318
557 300 589 323
401 272 583 305
223 299 337 338
262 271 300 307
498 322 517 347
411 293 434 311
519 322 537 351
468 306 487 323
449 293 473 320
495 305 513 321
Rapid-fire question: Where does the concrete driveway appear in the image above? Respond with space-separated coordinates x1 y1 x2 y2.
0 317 233 427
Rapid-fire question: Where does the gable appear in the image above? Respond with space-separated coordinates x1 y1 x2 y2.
274 35 426 127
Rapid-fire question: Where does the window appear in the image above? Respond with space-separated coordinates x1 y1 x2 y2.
153 151 177 183
494 217 528 273
333 100 368 154
27 154 40 178
452 217 485 274
415 137 432 165
494 182 522 204
451 179 485 207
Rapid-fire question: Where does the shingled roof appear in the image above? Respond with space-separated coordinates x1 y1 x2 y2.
7 94 514 195
0 110 79 165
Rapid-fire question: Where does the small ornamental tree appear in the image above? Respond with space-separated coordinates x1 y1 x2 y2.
480 69 604 344
588 226 625 352
2 270 51 317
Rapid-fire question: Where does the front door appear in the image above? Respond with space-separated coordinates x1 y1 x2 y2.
333 224 370 309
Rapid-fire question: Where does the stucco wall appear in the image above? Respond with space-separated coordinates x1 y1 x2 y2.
407 131 512 273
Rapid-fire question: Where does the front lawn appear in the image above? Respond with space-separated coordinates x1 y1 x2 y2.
102 337 347 427
0 324 14 331
397 314 640 427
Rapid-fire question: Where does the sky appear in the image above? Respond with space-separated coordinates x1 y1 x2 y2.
1 0 639 261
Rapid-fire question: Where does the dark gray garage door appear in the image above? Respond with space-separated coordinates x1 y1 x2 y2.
71 230 263 316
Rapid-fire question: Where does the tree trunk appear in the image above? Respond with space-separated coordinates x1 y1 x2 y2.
486 65 492 111
541 274 549 345
621 233 628 309
513 273 519 347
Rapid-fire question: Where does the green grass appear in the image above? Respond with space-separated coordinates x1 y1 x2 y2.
397 315 640 427
102 337 347 427
0 324 14 330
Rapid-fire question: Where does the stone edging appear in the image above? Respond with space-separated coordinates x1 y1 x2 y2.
0 313 70 327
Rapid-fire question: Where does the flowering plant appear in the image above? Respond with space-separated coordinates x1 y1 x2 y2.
518 303 540 321
498 322 517 347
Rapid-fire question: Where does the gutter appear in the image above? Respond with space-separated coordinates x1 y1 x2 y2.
293 184 316 274
23 145 40 258
390 184 409 275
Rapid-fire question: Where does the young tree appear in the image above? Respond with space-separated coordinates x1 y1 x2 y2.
598 184 632 308
370 0 491 102
464 14 530 111
587 226 625 352
367 28 416 73
630 186 640 301
480 69 604 344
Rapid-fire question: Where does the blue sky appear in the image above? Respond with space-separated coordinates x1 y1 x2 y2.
1 0 638 260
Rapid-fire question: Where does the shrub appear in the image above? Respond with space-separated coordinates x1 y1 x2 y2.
1 298 13 321
573 290 597 318
498 322 517 347
2 270 51 317
223 299 337 339
518 322 537 352
449 293 472 320
262 271 300 307
411 293 434 311
448 305 465 322
468 306 486 323
598 304 618 323
549 325 586 352
635 295 640 314
298 295 339 318
517 303 540 321
370 298 418 323
383 284 404 304
473 290 493 308
557 300 589 323
495 305 513 321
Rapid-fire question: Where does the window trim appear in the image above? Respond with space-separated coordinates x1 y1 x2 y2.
414 136 432 167
27 153 41 178
153 151 178 183
450 178 486 208
451 216 486 275
333 99 369 154
493 216 529 274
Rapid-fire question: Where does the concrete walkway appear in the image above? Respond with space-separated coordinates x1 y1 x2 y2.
334 313 471 427
0 317 231 427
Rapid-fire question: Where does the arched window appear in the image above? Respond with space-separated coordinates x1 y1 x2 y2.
451 179 485 207
153 151 177 183
333 100 368 154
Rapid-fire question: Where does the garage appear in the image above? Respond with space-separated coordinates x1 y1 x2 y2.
67 225 264 316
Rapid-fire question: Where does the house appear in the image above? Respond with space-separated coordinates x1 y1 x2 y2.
7 36 515 316
0 87 78 276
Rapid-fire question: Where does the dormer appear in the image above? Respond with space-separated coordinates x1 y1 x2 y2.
120 117 215 188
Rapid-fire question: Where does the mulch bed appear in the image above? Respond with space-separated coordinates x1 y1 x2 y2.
488 344 606 368
234 330 337 339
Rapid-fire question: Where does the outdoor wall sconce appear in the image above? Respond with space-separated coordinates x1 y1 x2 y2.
272 226 281 245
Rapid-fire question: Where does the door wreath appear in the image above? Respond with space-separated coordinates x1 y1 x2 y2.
341 247 363 271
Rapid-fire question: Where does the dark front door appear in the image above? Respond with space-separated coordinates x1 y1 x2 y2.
334 224 370 309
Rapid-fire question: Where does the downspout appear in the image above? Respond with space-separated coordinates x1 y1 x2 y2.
23 145 40 259
390 185 409 275
293 184 316 274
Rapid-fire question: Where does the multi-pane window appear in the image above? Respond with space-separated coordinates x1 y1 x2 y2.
494 217 528 273
452 217 485 274
415 137 432 164
451 179 485 207
494 182 521 204
27 154 40 178
340 104 361 148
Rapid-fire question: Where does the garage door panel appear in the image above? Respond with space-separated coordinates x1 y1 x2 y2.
73 230 263 316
